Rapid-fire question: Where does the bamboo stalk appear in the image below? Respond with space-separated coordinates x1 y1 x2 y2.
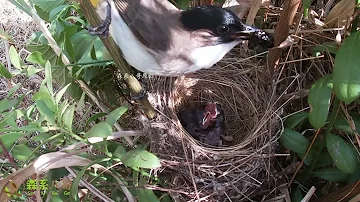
267 0 301 73
78 0 157 119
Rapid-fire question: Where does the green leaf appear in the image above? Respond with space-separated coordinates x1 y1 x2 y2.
45 61 53 95
312 41 338 56
303 0 312 18
63 104 75 130
121 149 161 169
280 128 310 154
11 144 34 161
0 98 18 113
35 100 55 125
316 151 334 168
55 83 71 104
25 65 42 77
26 51 46 66
85 122 112 138
8 0 32 16
32 0 65 12
313 167 349 182
0 133 25 153
113 145 126 159
0 63 12 79
85 112 107 127
30 133 51 141
333 112 360 135
333 31 360 104
106 106 128 126
49 4 68 20
33 91 53 101
138 186 160 202
175 0 190 9
291 186 303 202
70 158 109 202
70 30 97 61
308 74 333 129
49 19 65 38
284 111 309 129
7 83 21 97
0 28 14 42
9 45 22 70
334 114 354 134
298 146 316 166
326 132 358 174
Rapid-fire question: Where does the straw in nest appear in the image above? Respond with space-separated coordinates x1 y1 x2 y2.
141 48 284 201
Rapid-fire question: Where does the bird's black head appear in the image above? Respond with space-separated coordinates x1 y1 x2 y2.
180 5 261 44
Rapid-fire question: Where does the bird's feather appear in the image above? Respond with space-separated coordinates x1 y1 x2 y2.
112 0 180 52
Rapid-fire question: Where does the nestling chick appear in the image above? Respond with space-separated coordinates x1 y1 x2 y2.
178 103 219 139
196 108 225 146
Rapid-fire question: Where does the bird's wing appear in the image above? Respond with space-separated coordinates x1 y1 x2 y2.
112 0 180 52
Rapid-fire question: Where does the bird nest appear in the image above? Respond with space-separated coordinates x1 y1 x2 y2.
142 47 283 201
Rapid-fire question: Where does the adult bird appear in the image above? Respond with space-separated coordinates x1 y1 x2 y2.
88 0 274 77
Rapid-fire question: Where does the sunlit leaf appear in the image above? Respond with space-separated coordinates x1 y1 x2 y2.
0 63 12 79
55 83 71 104
303 0 312 18
313 167 349 182
7 83 21 97
308 74 333 129
333 31 360 104
0 133 25 153
45 61 54 95
49 4 68 20
85 112 108 128
32 0 65 12
30 133 51 141
121 149 161 169
9 46 22 70
138 177 160 202
0 98 18 113
85 122 112 138
33 91 53 101
63 104 75 130
11 144 34 161
26 51 46 66
106 106 128 126
326 132 358 174
36 100 55 125
0 29 14 42
280 128 310 154
113 145 127 159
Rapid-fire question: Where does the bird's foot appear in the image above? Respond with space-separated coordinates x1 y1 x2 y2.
130 82 148 100
88 3 111 38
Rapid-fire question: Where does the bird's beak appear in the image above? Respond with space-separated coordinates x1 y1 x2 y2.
201 112 211 129
231 22 260 40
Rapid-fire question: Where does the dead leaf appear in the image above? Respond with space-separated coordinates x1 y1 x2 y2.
325 0 355 28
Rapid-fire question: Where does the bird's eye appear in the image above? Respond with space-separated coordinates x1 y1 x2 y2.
217 25 230 34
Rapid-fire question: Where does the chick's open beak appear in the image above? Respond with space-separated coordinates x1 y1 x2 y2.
201 112 210 129
231 22 260 40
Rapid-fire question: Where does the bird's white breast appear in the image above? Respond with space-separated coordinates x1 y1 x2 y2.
187 41 240 73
